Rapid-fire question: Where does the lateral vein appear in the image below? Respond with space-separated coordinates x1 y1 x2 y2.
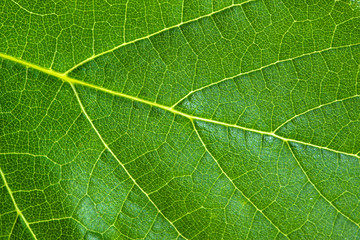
63 0 254 74
0 167 38 240
286 142 360 228
69 83 189 240
191 120 290 239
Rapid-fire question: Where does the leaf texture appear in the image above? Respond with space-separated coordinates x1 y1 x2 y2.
1 0 360 239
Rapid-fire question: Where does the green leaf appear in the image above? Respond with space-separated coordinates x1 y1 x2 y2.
1 0 360 239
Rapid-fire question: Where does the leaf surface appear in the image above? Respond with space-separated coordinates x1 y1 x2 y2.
1 0 360 239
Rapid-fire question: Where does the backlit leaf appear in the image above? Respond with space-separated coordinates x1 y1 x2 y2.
1 0 360 239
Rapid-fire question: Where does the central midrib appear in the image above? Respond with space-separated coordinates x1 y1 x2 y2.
0 52 358 159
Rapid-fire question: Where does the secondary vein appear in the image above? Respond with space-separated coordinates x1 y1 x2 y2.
69 83 189 240
286 142 360 228
191 119 290 239
63 0 254 75
0 167 38 240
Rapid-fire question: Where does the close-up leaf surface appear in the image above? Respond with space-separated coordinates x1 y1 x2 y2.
1 0 360 239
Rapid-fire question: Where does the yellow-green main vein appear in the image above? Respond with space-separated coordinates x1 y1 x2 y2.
1 52 357 159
